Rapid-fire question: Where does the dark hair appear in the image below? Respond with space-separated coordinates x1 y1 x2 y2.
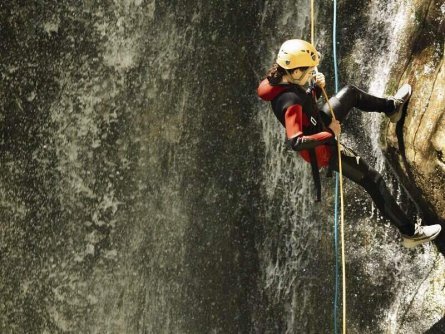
265 63 300 85
265 63 287 85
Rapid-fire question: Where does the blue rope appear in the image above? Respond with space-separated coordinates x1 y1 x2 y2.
333 0 340 333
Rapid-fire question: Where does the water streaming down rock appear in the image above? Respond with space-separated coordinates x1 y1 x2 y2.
257 0 445 333
0 2 266 332
255 2 339 332
0 0 444 333
318 1 445 333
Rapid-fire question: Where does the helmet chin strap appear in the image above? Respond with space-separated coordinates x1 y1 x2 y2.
285 69 306 85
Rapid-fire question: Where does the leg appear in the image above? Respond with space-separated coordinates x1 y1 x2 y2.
328 144 415 235
320 85 395 124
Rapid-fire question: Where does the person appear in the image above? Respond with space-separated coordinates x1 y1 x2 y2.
257 39 441 248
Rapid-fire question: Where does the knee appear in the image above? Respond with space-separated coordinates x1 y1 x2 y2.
359 167 383 188
366 168 383 185
365 172 390 196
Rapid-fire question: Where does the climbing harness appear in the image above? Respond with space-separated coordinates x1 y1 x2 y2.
281 84 325 201
310 1 347 333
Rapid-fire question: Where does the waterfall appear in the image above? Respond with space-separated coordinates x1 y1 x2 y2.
255 2 337 333
1 1 443 333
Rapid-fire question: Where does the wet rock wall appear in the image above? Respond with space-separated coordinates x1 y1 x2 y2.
1 1 444 333
1 1 265 333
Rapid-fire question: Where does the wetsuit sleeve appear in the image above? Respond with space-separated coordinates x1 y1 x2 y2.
284 104 304 138
284 105 334 151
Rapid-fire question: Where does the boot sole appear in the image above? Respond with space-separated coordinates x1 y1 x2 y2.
402 227 441 248
390 83 412 123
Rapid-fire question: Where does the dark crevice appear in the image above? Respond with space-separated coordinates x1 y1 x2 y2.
411 55 444 161
386 0 445 255
436 150 445 164
394 101 442 227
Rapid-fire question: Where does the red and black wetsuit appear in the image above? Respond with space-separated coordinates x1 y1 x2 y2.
257 79 415 236
257 79 334 168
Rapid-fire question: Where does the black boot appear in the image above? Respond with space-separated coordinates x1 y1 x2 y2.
386 83 412 123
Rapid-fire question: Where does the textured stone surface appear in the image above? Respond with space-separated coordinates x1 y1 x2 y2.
384 0 445 228
1 1 444 333
257 0 445 333
0 1 265 333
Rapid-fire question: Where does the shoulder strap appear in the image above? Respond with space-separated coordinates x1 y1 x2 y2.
288 85 323 201
288 85 323 133
275 85 323 202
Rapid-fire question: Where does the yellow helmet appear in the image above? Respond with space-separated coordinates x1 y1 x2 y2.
276 39 320 69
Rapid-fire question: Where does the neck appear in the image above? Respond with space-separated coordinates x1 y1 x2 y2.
281 75 305 87
281 75 296 84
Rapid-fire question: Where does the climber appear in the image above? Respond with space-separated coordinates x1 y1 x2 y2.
257 39 441 248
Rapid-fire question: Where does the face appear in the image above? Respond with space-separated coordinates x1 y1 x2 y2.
290 67 316 85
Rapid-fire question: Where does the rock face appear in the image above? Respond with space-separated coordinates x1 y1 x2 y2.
0 2 265 333
383 0 445 229
0 0 444 333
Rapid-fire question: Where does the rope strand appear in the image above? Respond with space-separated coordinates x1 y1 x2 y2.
333 1 341 333
310 1 346 333
321 86 346 334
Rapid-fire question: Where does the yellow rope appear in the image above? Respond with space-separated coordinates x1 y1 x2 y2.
310 0 315 45
310 2 347 333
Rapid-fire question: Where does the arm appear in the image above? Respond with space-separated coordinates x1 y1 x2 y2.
285 104 335 151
